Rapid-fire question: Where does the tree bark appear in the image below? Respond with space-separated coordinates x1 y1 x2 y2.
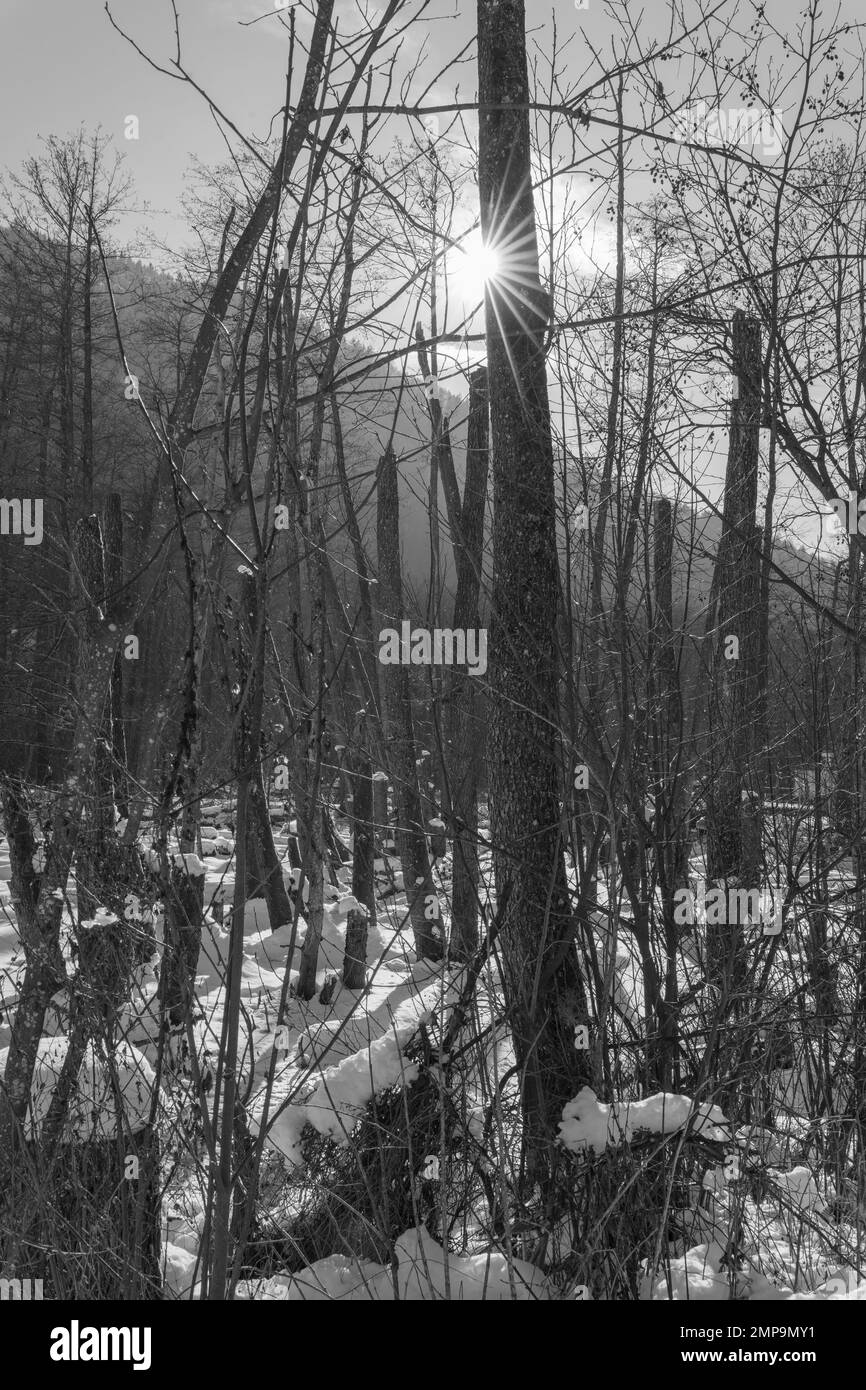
351 757 377 923
707 311 763 884
375 447 442 960
477 0 591 1180
447 365 489 958
705 316 763 1027
240 573 293 930
343 906 369 990
103 493 130 819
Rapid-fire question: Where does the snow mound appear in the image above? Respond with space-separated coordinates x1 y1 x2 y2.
643 1242 794 1301
394 1226 547 1300
172 852 206 876
259 1021 421 1165
559 1087 729 1155
306 1034 418 1137
235 1226 547 1300
0 1036 155 1141
768 1165 832 1214
162 1242 200 1299
236 1256 393 1301
645 1243 733 1300
250 970 459 1165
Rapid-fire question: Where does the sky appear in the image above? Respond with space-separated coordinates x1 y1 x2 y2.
0 0 473 256
2 0 865 547
0 0 359 255
0 0 669 258
1 0 860 260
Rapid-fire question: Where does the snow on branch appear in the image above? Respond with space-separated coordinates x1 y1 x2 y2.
558 1087 730 1156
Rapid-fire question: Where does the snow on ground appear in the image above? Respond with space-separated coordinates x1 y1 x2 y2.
3 807 865 1300
641 1240 795 1301
162 1242 202 1300
642 1232 866 1302
235 1225 548 1301
247 955 460 1165
0 1034 155 1141
0 812 430 1117
640 1148 861 1301
3 809 459 1174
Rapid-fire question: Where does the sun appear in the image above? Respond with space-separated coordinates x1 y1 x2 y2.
465 238 502 285
453 230 502 300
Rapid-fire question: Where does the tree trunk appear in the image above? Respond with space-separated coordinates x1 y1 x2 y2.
650 497 685 1088
343 906 369 990
477 0 591 1182
246 766 293 929
375 447 442 960
297 603 328 1001
103 493 130 819
706 315 763 1019
161 860 205 1033
373 774 389 843
351 756 377 924
652 498 687 886
447 366 489 959
240 573 293 930
707 312 762 883
81 223 95 515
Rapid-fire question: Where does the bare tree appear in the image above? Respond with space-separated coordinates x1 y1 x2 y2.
477 0 592 1182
